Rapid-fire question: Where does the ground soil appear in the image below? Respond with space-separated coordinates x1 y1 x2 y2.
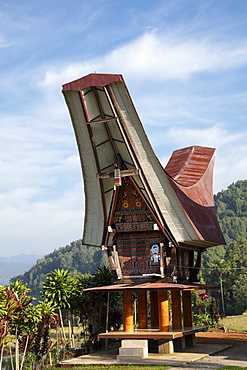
196 330 247 346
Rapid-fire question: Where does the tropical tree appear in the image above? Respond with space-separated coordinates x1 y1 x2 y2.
18 300 60 369
223 238 247 315
0 280 63 369
41 269 79 340
75 266 122 349
10 280 32 297
0 283 33 369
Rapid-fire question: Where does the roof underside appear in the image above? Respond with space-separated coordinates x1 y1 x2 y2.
83 282 220 292
63 73 225 249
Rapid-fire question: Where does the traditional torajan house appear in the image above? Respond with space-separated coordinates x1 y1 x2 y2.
62 73 225 359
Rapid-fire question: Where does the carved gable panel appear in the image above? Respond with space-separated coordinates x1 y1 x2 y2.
112 178 157 233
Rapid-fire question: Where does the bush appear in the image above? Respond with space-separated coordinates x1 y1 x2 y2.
192 291 221 328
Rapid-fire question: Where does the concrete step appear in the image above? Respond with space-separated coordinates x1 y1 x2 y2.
117 355 144 362
119 347 148 357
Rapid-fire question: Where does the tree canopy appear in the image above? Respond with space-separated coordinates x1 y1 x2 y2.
201 180 247 315
10 179 247 316
214 180 247 244
11 240 108 298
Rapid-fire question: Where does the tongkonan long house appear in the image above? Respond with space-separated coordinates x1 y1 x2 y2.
62 73 225 360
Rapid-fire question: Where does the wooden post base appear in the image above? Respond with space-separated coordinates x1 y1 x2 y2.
185 333 196 348
148 338 174 354
173 337 186 351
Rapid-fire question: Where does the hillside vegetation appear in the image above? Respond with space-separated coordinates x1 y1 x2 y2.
201 180 247 315
11 240 108 297
11 180 247 315
215 180 247 244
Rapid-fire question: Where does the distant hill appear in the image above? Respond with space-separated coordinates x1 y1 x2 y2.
0 254 42 264
10 240 108 297
0 254 42 286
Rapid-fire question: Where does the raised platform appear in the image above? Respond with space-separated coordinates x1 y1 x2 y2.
84 282 219 293
99 326 207 340
59 342 232 367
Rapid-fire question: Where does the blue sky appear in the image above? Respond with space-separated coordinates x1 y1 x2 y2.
0 0 247 257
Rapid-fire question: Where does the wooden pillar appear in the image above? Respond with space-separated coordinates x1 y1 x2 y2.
182 290 193 328
137 291 148 329
123 291 134 332
158 290 169 332
171 290 182 330
150 291 159 327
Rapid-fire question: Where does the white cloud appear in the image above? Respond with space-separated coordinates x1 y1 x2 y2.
1 2 247 257
215 143 247 192
38 29 247 197
40 31 247 91
0 182 84 257
106 33 247 79
0 102 83 257
0 35 11 48
154 124 247 193
159 125 245 149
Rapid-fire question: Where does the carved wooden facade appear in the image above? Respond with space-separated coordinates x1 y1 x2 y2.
108 176 202 283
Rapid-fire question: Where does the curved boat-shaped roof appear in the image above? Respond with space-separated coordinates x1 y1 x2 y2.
62 73 225 249
165 146 215 190
165 146 225 246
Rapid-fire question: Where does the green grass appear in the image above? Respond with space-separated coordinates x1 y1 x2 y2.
45 366 171 370
222 311 247 332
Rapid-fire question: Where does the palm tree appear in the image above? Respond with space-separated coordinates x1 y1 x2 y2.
92 265 113 287
41 269 78 340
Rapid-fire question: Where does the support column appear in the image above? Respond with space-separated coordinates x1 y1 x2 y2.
123 291 134 332
138 291 148 329
182 290 193 327
171 290 182 330
172 290 185 351
150 291 159 327
182 290 196 348
158 290 169 332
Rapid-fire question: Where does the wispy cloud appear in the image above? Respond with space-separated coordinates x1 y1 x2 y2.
40 31 247 90
0 0 247 256
155 124 245 149
0 35 11 48
8 27 247 199
156 124 247 192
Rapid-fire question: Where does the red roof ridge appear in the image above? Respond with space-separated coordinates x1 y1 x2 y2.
62 72 123 92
